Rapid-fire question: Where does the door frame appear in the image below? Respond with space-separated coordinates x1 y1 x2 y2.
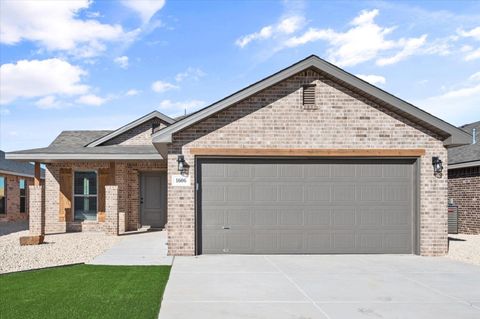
195 156 420 255
139 171 167 228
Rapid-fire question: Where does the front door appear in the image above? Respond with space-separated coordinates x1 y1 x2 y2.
140 172 167 228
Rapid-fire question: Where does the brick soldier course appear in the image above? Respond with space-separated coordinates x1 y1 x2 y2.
6 55 471 256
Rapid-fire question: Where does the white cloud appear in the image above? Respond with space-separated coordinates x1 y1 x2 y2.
469 71 480 81
175 67 206 82
151 80 178 93
355 74 386 85
235 15 305 48
35 96 61 109
126 89 141 96
0 58 89 105
158 99 206 116
376 35 428 66
465 48 480 61
284 9 427 67
415 75 480 125
458 26 480 41
121 0 166 24
114 56 129 69
75 94 107 106
0 0 133 58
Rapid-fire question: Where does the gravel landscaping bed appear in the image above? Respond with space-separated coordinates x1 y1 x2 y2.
0 221 119 274
447 234 480 266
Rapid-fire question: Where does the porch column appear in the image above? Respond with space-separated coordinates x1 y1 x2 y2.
34 162 41 186
105 185 119 235
19 185 44 245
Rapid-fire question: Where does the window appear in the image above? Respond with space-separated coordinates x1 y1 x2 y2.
74 171 97 221
19 179 26 213
0 177 5 214
302 84 317 109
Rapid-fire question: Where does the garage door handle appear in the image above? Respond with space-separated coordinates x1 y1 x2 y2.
222 226 230 230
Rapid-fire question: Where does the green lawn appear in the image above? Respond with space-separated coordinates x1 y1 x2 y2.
0 264 171 319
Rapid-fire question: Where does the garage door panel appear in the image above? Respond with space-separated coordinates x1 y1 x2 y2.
253 184 278 201
279 184 304 201
199 159 415 254
253 209 278 226
278 208 304 226
253 232 277 251
278 232 303 250
305 208 331 226
226 208 252 226
333 185 356 201
202 208 225 227
332 207 356 226
305 185 331 202
202 185 225 202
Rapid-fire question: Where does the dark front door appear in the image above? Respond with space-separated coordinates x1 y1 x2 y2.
140 172 167 228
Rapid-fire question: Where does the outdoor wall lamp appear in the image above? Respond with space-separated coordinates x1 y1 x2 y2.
177 155 186 173
432 156 443 177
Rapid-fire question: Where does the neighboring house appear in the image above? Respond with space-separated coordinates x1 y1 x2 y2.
7 55 471 256
0 151 45 222
448 121 480 234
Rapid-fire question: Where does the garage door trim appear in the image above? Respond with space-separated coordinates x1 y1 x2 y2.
195 156 420 255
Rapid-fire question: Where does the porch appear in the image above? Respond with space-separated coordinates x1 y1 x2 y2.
23 160 168 244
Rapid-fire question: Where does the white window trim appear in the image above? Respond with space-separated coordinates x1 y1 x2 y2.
73 170 99 222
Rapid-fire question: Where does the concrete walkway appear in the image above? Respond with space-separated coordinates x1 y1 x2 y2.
160 255 480 319
89 230 173 265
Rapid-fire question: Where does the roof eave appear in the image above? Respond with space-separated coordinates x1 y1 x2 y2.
87 111 175 147
5 153 164 162
152 55 470 148
448 160 480 169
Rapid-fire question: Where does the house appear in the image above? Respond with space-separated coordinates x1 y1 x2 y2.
448 121 480 234
0 150 45 222
6 55 471 255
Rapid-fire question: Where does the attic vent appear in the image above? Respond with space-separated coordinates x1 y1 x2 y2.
151 123 160 134
303 84 317 109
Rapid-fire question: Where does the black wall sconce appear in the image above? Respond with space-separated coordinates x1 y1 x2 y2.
432 156 443 177
177 155 186 173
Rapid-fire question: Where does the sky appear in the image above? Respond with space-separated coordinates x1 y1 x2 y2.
1 0 479 152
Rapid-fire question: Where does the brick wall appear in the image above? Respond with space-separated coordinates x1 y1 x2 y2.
0 173 34 222
448 166 480 234
28 185 44 236
103 118 168 146
167 69 448 256
44 160 166 233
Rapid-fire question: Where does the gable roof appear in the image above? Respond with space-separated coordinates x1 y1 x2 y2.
87 111 175 147
5 112 172 162
0 151 45 178
50 130 113 147
448 121 480 168
152 55 471 147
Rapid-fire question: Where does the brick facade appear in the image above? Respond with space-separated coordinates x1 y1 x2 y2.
44 160 166 234
167 69 448 256
28 185 44 236
448 166 480 234
0 173 34 222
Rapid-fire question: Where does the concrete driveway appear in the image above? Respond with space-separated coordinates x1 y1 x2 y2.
160 255 480 319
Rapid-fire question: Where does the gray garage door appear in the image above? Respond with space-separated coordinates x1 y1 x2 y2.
198 159 416 254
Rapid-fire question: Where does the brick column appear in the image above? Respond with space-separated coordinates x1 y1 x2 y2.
105 185 119 235
20 185 44 245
